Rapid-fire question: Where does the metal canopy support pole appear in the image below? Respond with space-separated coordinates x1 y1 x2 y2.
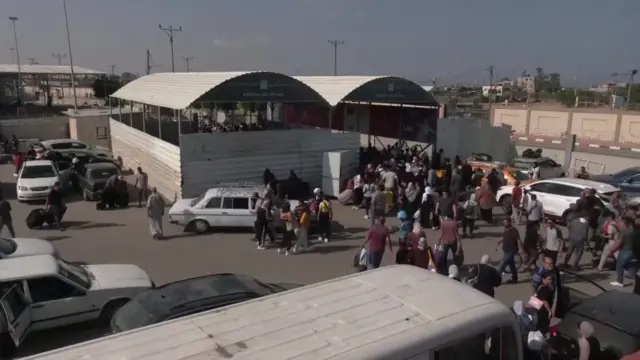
367 102 372 146
108 96 112 117
118 100 123 123
398 103 404 139
328 105 333 131
157 106 162 140
129 102 134 126
176 109 182 137
142 104 146 133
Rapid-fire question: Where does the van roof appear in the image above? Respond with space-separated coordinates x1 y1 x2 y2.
27 265 514 360
0 255 58 281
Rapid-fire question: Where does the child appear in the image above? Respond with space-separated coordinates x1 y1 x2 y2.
279 203 296 255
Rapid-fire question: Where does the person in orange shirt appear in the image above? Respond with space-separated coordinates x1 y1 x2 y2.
294 203 310 253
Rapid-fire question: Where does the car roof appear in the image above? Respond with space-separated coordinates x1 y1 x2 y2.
570 291 640 335
86 162 118 170
205 186 263 197
540 178 620 192
40 139 79 145
23 159 55 167
134 273 272 320
513 156 550 162
0 254 58 282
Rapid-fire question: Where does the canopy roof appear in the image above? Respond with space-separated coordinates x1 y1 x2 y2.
110 71 439 109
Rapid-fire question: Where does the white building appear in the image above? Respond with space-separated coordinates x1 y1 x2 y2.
516 76 535 93
482 85 504 97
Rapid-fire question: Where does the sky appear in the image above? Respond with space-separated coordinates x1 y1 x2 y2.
0 0 638 86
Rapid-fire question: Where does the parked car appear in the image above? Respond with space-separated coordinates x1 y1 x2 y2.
0 237 57 259
510 156 565 179
38 139 113 159
16 160 72 202
496 178 620 223
551 270 640 359
77 162 120 201
110 273 300 333
0 254 153 356
168 185 299 233
590 166 640 200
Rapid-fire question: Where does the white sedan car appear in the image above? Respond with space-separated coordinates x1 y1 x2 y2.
0 237 57 259
0 254 153 354
496 178 620 223
16 160 72 202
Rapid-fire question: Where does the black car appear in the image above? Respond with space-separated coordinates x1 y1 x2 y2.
78 162 120 201
550 270 640 359
110 273 300 333
590 167 640 198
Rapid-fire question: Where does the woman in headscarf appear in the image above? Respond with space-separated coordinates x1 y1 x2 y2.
476 183 497 224
403 182 420 219
419 186 436 229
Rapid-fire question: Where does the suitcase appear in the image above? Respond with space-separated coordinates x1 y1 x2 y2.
41 206 67 226
26 208 45 229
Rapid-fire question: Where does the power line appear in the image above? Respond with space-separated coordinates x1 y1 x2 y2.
158 24 182 72
328 40 344 76
181 56 193 72
52 52 67 65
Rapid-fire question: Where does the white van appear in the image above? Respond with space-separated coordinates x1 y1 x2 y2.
18 265 523 360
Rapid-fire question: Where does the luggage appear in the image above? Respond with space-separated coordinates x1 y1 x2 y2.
338 189 353 205
26 208 45 229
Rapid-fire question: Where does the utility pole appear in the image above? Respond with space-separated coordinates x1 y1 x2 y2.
328 40 344 76
9 48 16 64
627 70 637 108
52 52 67 65
109 64 116 77
146 49 161 75
9 17 22 102
182 56 193 72
487 65 495 108
158 24 182 72
63 0 78 111
28 57 38 65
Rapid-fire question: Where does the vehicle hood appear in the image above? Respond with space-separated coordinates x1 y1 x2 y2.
588 174 617 185
18 177 58 189
88 145 113 156
270 282 303 291
169 199 194 214
86 264 152 290
5 238 56 258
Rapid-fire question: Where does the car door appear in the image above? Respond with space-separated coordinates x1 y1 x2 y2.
525 182 554 213
199 197 222 228
618 173 640 197
543 183 582 217
0 285 32 348
233 197 253 227
25 276 98 331
221 197 251 227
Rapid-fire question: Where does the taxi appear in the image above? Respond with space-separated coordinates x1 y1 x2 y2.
468 161 533 186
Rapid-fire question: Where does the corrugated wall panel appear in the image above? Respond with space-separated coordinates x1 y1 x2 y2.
109 119 181 202
179 130 359 198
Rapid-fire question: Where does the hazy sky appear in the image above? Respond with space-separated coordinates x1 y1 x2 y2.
1 0 638 85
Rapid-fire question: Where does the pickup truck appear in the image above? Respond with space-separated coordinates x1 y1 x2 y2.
77 162 120 201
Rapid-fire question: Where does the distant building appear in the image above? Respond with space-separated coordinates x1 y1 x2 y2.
482 85 504 97
516 76 535 93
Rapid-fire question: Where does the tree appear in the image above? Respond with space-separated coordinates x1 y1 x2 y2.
92 76 122 99
546 73 562 93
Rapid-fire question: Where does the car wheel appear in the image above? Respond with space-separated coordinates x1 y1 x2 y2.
99 298 130 325
192 219 210 233
499 194 512 211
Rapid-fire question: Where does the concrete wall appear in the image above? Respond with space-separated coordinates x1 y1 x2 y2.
69 114 111 149
0 116 69 139
492 105 640 148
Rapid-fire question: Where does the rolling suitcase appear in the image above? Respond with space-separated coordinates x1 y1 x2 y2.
26 208 45 229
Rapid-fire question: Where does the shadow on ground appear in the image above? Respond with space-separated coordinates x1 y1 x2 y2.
307 244 357 255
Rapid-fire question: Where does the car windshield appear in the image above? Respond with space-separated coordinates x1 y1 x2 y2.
190 193 206 207
88 168 119 180
510 171 531 182
0 238 17 255
511 161 532 170
21 165 56 178
612 168 639 181
58 259 91 289
111 299 155 332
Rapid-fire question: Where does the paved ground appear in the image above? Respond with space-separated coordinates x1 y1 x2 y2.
0 164 627 357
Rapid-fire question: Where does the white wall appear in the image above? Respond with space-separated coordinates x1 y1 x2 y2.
438 117 513 162
179 129 360 198
0 117 69 139
109 119 181 202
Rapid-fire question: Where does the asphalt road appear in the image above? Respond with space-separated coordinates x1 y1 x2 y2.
0 164 626 357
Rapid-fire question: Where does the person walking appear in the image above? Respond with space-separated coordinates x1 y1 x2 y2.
563 214 590 270
317 195 332 243
477 182 497 224
467 255 502 297
526 193 544 229
362 217 393 269
0 196 15 238
496 218 523 284
134 167 148 208
608 217 636 287
361 177 375 219
45 182 65 231
438 217 461 275
278 202 296 255
543 220 564 265
511 180 523 225
293 203 310 253
461 188 478 238
146 187 165 240
370 184 386 225
596 213 619 271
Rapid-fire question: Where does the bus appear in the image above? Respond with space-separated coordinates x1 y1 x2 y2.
19 265 523 360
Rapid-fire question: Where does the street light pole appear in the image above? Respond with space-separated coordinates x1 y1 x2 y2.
9 16 22 102
627 70 637 107
63 0 78 111
52 52 67 65
328 40 344 76
159 24 182 72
